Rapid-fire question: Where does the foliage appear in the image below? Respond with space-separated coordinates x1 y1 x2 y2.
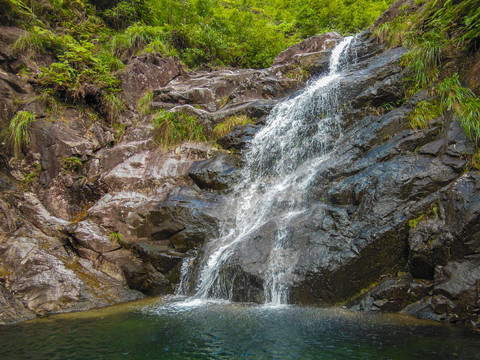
152 110 205 148
408 74 480 141
408 100 441 129
137 91 153 115
24 163 41 185
378 0 480 143
101 0 149 30
37 39 121 101
110 24 173 57
436 74 480 143
62 156 82 172
14 26 65 56
7 110 37 158
109 231 124 246
213 115 254 139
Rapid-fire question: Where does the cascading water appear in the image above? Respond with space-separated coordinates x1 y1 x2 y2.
179 36 357 305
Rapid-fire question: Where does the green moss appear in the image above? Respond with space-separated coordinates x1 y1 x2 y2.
409 201 440 230
62 156 82 173
24 163 41 185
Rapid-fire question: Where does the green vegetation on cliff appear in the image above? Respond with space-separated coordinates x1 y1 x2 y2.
4 0 393 70
1 0 393 150
376 0 480 146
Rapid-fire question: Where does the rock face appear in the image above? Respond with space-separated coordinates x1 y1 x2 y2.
1 12 480 331
150 32 343 132
0 26 335 324
121 54 182 108
173 29 480 330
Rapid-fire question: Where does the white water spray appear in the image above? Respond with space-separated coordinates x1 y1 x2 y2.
180 36 356 306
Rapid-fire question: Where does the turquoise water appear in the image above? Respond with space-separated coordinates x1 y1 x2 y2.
0 298 479 360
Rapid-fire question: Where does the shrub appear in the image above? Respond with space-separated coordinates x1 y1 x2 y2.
110 23 167 55
152 110 205 148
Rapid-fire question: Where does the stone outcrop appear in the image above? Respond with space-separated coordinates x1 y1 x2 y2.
1 7 480 331
0 26 336 324
121 53 182 108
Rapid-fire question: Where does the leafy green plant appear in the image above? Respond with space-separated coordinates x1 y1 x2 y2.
62 156 82 173
402 32 446 97
14 26 65 56
152 110 205 148
8 110 37 158
213 115 254 139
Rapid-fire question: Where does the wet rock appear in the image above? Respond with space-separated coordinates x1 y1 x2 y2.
272 32 342 66
131 186 225 245
71 221 120 253
0 229 142 316
0 285 35 325
150 35 343 131
188 153 241 190
151 221 185 241
132 241 184 274
13 192 69 239
348 277 433 312
121 54 182 108
216 124 260 150
122 262 169 295
435 261 480 301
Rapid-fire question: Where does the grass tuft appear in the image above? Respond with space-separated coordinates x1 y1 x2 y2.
137 91 153 116
8 110 37 158
213 115 254 139
152 110 205 148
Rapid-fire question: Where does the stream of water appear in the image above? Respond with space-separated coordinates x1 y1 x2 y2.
183 36 356 305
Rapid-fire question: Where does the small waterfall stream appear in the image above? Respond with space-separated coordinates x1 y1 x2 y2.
179 36 357 305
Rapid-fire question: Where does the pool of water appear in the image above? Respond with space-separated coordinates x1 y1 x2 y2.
0 297 479 359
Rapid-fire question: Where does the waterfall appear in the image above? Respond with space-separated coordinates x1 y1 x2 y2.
180 36 356 305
